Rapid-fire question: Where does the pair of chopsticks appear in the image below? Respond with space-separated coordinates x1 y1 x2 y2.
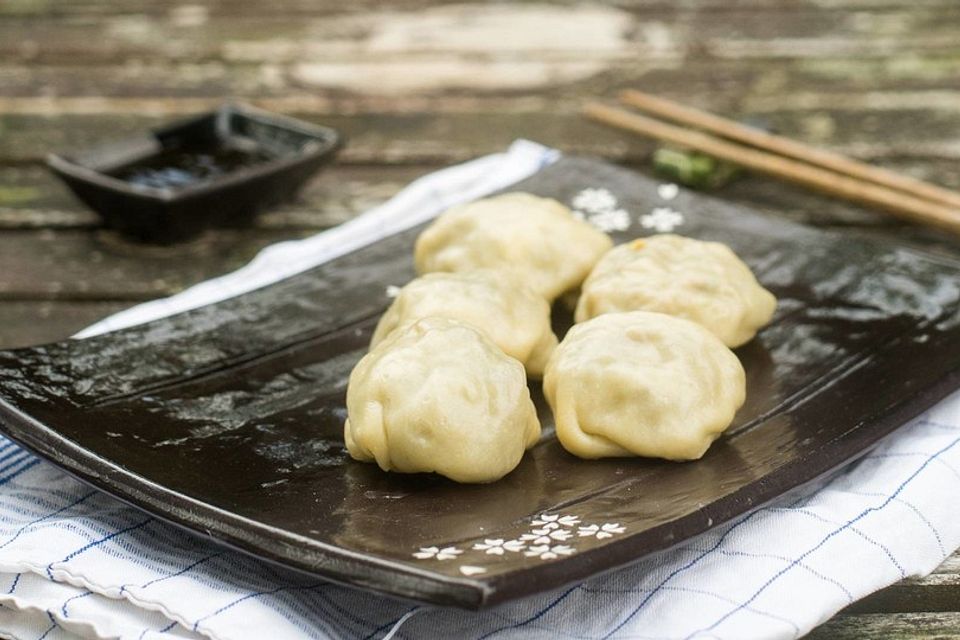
584 91 960 235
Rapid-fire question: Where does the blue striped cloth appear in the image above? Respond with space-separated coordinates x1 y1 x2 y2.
2 141 958 640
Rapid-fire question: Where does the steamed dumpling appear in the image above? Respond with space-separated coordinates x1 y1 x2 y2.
370 270 558 377
544 311 745 460
575 235 777 347
345 317 541 483
414 192 613 301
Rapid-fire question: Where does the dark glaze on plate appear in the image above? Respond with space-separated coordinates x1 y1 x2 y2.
1 158 959 608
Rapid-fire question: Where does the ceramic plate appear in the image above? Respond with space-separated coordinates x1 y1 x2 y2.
1 158 959 608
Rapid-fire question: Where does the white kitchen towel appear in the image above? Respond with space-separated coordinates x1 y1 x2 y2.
0 140 958 640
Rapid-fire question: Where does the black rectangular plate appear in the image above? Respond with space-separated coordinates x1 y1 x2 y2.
1 157 959 608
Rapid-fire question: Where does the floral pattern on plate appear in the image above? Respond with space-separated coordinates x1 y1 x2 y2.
570 186 685 233
411 513 627 575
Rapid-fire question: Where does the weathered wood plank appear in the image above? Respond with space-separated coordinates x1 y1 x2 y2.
0 164 425 230
926 552 960 581
0 301 128 349
0 229 308 300
846 552 960 614
0 111 643 165
3 4 959 65
5 108 960 169
7 158 960 235
807 612 960 639
0 166 77 220
4 0 960 20
5 56 960 102
849 578 960 616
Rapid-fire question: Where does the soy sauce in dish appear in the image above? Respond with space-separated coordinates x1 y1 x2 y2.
109 144 275 190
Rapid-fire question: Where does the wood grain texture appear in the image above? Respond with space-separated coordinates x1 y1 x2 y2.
847 555 960 615
7 108 960 168
0 165 424 230
0 301 127 349
3 3 959 65
808 612 960 639
6 58 960 103
0 229 308 300
4 0 960 16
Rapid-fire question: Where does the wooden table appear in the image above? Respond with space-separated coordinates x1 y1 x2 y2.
2 1 959 636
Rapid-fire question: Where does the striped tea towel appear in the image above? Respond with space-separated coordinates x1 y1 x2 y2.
0 140 958 640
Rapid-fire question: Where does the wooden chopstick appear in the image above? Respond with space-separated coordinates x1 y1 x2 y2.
583 102 960 235
619 89 960 211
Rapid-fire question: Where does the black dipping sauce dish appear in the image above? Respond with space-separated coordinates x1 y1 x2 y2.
47 103 342 243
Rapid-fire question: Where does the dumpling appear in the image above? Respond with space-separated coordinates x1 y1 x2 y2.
414 192 613 301
345 317 541 483
575 235 777 347
543 311 745 460
370 270 558 377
